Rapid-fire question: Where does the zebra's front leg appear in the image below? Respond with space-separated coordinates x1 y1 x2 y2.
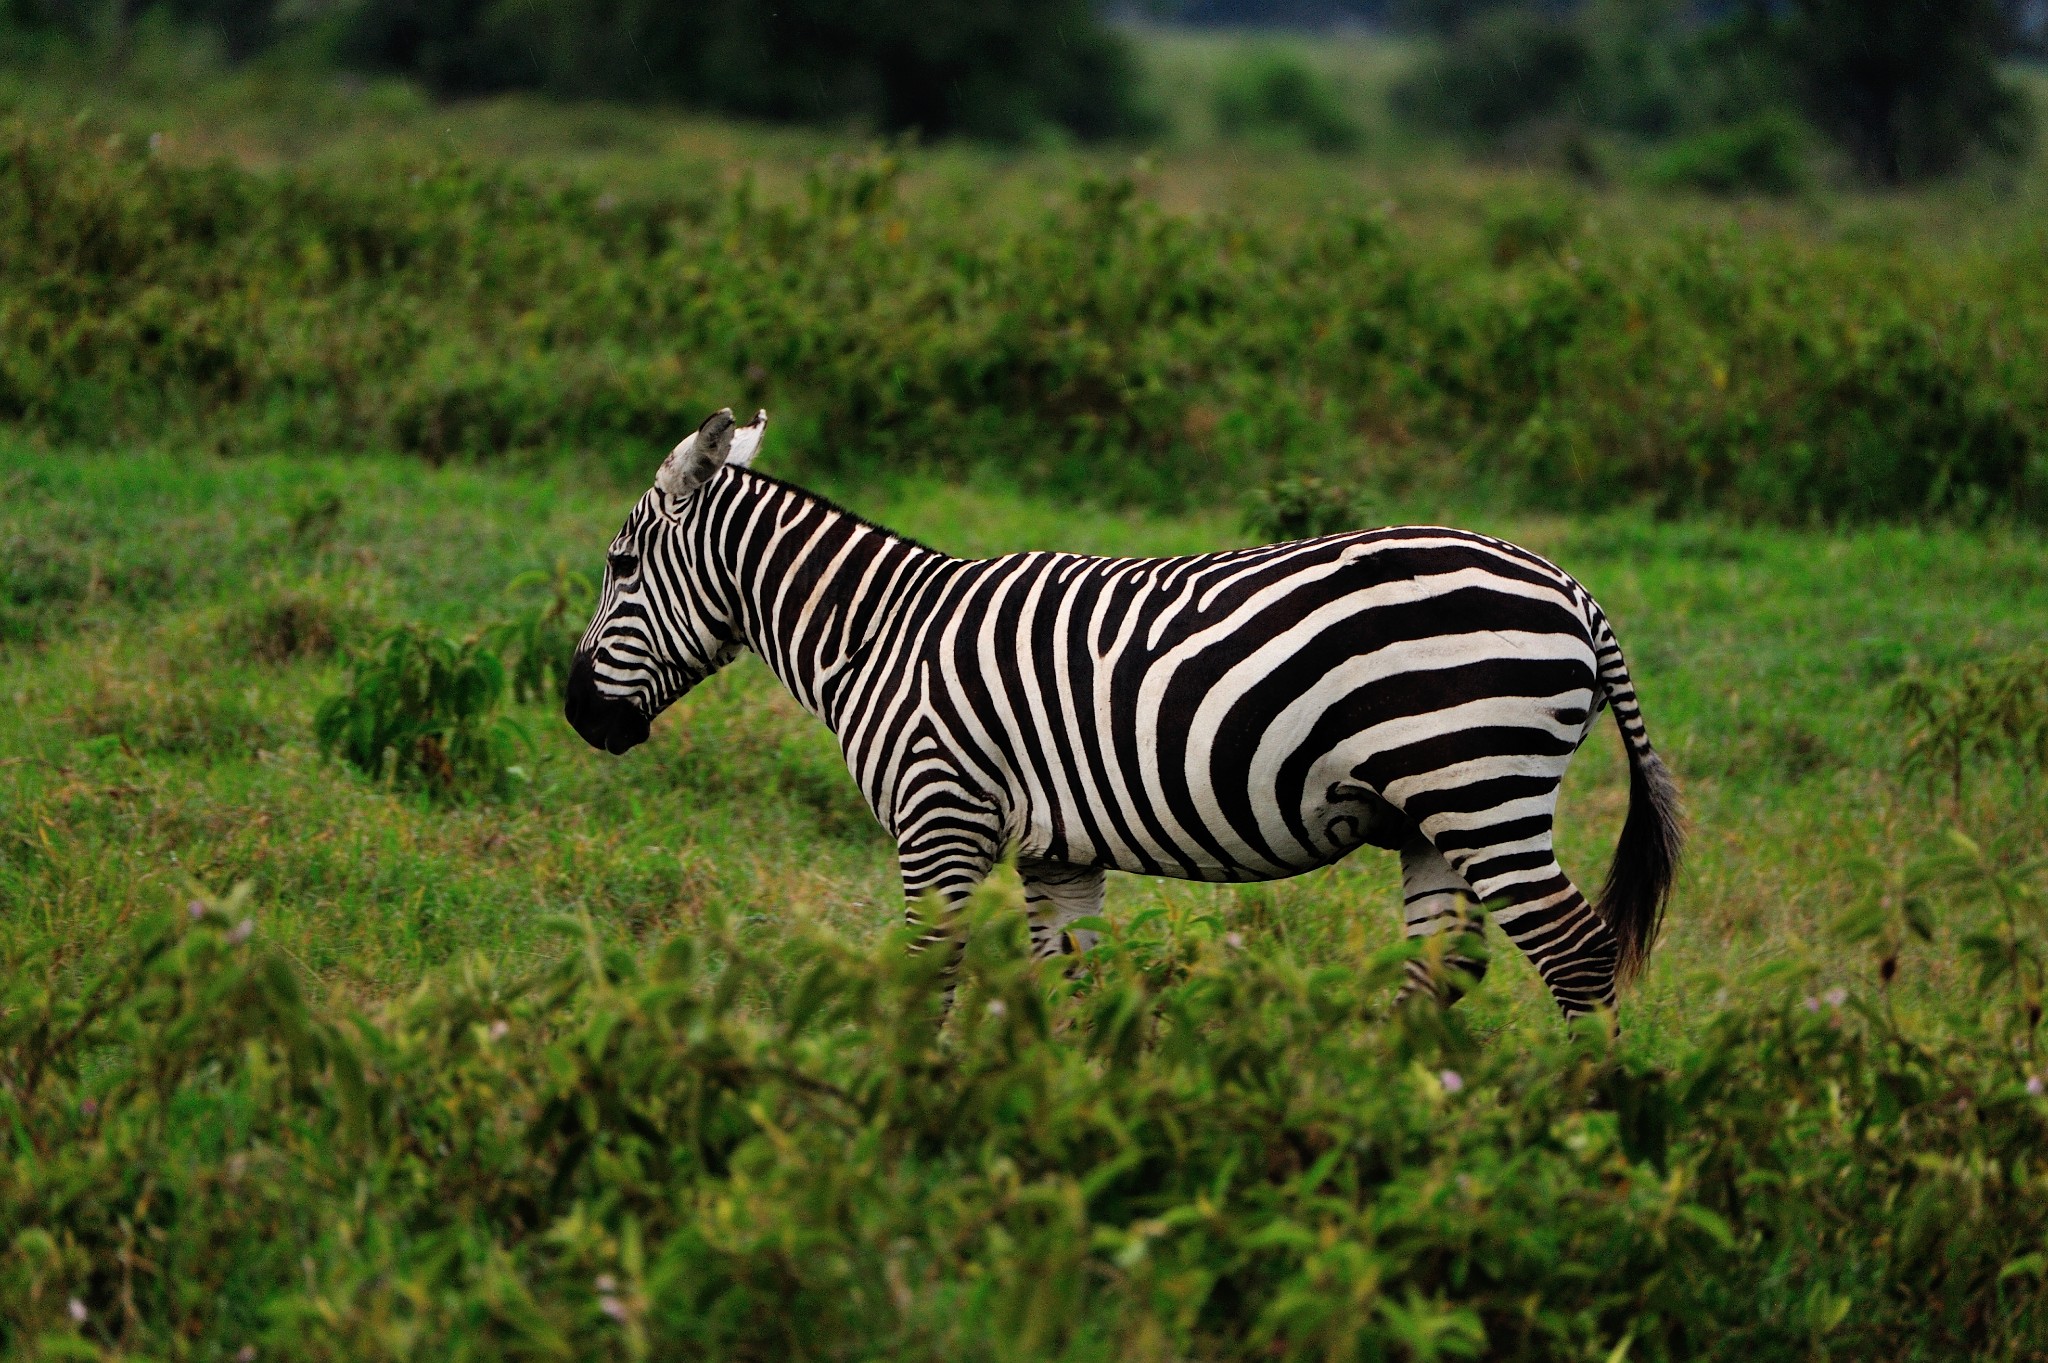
1017 857 1106 961
897 823 1001 1011
1394 831 1490 1007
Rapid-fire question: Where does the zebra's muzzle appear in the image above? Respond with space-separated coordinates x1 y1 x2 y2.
564 654 652 754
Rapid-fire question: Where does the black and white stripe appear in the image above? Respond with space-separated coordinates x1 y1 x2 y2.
566 410 1683 1023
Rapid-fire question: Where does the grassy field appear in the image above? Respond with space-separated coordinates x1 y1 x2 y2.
6 34 2048 1360
5 443 2045 1038
7 441 2048 1356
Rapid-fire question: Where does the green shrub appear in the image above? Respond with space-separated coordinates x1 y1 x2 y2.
313 624 527 797
1 119 2045 524
1243 473 1369 541
285 487 344 552
1211 49 1362 154
5 856 2048 1358
1645 111 1810 196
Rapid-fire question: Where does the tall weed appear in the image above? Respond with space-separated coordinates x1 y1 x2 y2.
1893 647 2048 807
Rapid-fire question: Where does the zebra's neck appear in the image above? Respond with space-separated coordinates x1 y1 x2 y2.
697 469 950 725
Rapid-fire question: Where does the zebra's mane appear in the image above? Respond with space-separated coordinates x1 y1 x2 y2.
731 467 943 556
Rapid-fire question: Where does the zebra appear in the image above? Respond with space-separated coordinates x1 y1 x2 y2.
565 409 1683 1024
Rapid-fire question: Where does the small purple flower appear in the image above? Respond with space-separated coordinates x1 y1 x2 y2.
68 1298 87 1324
487 1019 510 1042
80 1098 97 1117
1823 987 1848 1008
229 919 254 944
1222 931 1245 950
188 900 206 921
1439 1069 1465 1094
2028 1075 2044 1097
1804 996 1821 1013
236 1347 257 1363
599 1296 628 1322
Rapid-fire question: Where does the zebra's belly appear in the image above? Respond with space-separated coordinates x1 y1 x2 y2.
1017 779 1407 883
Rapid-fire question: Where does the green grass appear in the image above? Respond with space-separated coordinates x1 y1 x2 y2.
5 40 2048 1355
6 442 2048 1358
5 443 2044 1042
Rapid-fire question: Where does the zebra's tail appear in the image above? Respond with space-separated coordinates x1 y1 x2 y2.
1589 612 1684 985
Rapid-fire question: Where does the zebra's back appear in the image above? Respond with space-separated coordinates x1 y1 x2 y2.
849 526 1607 883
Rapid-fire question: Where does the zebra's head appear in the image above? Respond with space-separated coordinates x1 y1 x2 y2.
564 407 768 754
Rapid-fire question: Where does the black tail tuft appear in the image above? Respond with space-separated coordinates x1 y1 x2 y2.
1595 743 1683 984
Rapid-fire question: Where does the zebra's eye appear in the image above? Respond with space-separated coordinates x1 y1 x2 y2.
608 551 640 579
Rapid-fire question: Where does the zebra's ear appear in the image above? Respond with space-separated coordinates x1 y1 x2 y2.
726 409 768 469
655 408 739 500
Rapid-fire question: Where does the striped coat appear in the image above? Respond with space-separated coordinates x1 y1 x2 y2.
568 410 1682 1023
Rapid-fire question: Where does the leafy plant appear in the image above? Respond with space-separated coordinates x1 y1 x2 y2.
1892 647 2048 809
487 558 594 703
313 624 528 797
1211 49 1362 154
8 870 2048 1358
1244 473 1369 542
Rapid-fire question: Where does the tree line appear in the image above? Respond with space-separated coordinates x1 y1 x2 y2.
1 0 1149 142
3 0 2039 179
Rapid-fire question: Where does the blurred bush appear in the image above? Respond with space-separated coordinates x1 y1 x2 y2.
1390 6 1593 142
5 0 1148 143
1392 0 2032 185
1244 473 1369 540
1786 0 2036 185
1211 48 1362 153
6 855 2048 1357
1 120 2045 523
223 592 343 662
1645 112 1808 196
1482 191 1580 266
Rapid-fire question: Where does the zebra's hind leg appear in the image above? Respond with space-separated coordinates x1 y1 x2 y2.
1016 858 1106 961
1394 831 1489 1007
1424 819 1622 1027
